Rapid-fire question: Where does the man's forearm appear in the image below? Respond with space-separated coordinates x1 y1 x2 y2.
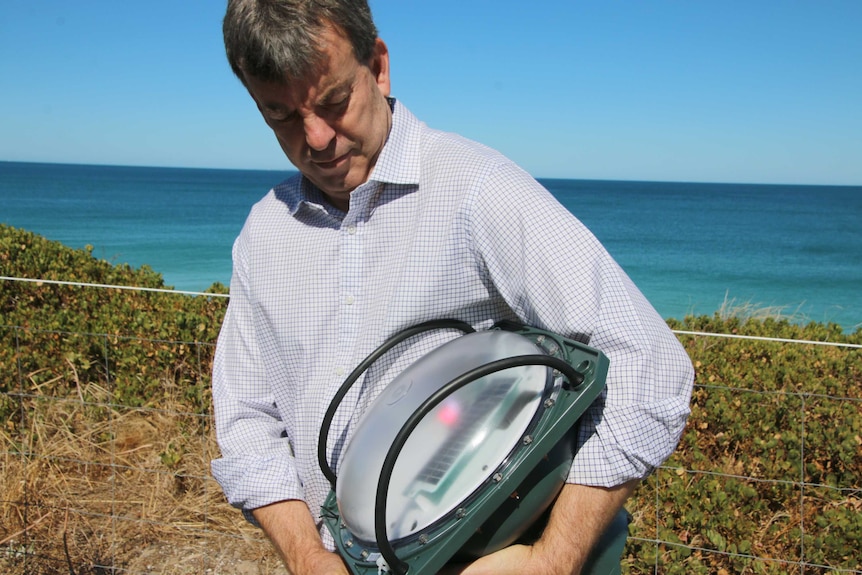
451 479 639 575
534 480 639 574
252 500 349 575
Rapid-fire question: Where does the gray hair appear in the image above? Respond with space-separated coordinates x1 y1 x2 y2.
223 0 378 85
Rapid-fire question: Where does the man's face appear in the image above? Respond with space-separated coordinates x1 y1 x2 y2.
243 26 392 211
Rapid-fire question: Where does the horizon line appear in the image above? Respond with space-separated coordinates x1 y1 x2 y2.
2 159 860 189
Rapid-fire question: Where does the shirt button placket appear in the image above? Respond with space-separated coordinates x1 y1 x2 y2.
336 216 363 390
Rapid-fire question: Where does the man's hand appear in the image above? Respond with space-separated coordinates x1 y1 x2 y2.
441 480 639 575
438 543 545 575
253 500 349 575
288 547 350 575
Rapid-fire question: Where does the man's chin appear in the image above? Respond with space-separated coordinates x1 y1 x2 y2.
308 166 367 195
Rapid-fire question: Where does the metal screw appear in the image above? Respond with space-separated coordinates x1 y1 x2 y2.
492 472 503 482
345 539 353 548
418 534 429 545
544 398 555 408
522 435 533 445
456 508 467 519
360 550 370 560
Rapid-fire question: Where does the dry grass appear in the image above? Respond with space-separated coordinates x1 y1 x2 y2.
715 291 809 323
1 375 285 575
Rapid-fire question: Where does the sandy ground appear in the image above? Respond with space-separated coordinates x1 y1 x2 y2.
124 540 288 575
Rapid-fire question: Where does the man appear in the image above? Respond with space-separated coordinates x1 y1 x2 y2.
211 1 694 574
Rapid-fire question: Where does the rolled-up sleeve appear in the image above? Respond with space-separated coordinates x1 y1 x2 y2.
569 268 694 485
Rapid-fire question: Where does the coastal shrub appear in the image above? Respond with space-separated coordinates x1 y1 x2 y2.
1 224 860 574
637 316 861 573
0 223 227 419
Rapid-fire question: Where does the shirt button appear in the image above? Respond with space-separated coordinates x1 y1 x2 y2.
346 225 357 235
335 367 345 377
345 295 355 305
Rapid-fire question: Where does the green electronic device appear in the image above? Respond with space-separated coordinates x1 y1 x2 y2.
318 320 622 575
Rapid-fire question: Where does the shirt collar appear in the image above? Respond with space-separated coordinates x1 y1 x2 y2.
366 98 422 186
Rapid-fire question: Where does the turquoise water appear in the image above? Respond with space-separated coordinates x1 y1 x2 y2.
2 161 860 330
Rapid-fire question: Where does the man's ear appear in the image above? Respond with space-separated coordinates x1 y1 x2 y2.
370 38 391 97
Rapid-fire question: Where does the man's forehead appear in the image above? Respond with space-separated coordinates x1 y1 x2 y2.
279 32 359 89
246 63 355 111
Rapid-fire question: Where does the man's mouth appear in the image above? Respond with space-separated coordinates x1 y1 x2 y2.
312 151 351 170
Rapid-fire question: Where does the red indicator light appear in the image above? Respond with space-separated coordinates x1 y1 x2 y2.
437 401 461 426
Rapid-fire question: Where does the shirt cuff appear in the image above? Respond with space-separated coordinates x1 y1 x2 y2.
568 396 692 486
211 454 305 523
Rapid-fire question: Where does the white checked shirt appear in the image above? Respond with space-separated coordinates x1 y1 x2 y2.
211 100 694 547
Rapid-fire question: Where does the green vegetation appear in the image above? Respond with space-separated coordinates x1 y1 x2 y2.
1 224 860 574
636 314 861 574
0 223 227 417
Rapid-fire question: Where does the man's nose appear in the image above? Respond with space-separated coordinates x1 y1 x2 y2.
304 115 336 151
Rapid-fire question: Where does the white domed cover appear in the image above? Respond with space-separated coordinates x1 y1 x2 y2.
335 330 549 543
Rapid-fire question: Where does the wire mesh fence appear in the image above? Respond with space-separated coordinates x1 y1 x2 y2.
1 283 859 574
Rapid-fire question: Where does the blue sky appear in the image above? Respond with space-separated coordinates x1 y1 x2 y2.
1 1 860 185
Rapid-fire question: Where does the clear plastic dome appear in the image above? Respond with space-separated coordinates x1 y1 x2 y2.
335 330 550 543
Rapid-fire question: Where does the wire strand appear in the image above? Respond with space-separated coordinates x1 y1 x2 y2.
2 275 859 347
0 275 229 298
672 329 861 349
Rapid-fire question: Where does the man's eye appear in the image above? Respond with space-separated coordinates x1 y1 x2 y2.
259 102 290 123
270 112 297 124
325 94 351 112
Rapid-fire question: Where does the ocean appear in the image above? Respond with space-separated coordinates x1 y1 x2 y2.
2 161 860 331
